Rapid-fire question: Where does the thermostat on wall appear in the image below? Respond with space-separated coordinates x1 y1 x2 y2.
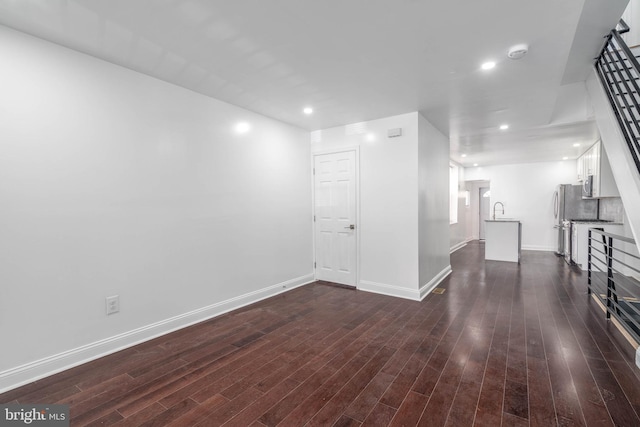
387 128 402 138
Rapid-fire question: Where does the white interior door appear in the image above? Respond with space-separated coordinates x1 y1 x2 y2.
314 151 357 286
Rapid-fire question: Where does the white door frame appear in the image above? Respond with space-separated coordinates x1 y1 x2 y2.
479 186 491 240
311 146 360 287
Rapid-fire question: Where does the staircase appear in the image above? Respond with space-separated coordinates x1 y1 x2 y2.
595 20 640 173
587 19 640 251
588 20 640 368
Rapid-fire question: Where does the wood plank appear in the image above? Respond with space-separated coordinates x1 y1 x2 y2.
2 242 639 426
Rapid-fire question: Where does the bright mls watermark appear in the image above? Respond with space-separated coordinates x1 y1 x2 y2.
0 405 69 426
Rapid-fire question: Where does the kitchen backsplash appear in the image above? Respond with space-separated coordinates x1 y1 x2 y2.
599 197 625 223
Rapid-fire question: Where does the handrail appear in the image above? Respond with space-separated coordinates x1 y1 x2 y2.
618 18 630 34
590 229 636 244
597 19 630 59
588 228 640 342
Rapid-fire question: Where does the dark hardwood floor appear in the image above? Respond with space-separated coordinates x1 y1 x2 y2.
3 241 640 426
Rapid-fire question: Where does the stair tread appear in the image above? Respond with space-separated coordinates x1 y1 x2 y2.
602 55 640 62
611 90 639 96
608 78 640 82
603 60 637 67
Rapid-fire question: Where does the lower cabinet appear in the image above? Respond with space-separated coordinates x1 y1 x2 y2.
571 222 625 270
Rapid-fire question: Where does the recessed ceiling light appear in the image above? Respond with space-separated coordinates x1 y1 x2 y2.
461 154 467 158
481 61 496 70
303 107 313 115
499 124 509 130
573 143 581 147
562 156 569 160
473 163 479 167
235 122 251 133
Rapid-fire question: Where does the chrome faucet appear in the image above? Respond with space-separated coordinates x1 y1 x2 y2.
492 202 505 220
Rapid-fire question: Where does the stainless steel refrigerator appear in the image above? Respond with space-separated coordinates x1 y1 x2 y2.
553 184 598 256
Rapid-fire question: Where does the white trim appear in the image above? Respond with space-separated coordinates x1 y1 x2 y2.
358 265 452 301
358 280 421 301
521 245 554 251
311 145 361 156
311 148 360 287
450 240 470 253
0 274 314 394
419 265 453 300
636 347 640 370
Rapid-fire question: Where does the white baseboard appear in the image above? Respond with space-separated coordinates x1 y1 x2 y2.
0 273 314 394
419 265 452 300
450 241 467 253
358 265 452 302
521 245 555 251
358 280 422 301
466 243 552 252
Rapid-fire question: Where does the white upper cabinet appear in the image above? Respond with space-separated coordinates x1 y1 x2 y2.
577 140 619 198
577 152 585 182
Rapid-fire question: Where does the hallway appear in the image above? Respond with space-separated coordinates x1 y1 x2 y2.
2 242 640 426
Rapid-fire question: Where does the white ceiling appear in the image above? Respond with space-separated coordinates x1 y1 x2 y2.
0 0 629 166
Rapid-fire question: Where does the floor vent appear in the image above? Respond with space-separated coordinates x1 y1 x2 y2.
432 288 446 294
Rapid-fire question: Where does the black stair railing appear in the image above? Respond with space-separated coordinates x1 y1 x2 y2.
595 19 640 176
588 228 640 342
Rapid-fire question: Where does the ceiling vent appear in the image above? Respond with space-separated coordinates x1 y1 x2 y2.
507 44 528 60
388 128 402 138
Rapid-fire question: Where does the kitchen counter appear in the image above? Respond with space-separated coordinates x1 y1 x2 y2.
485 220 522 263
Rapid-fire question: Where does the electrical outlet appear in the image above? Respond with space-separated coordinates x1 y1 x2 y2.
106 295 120 315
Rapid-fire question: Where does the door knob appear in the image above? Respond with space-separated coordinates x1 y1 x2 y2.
344 224 355 230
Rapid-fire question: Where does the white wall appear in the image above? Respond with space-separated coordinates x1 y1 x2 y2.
465 161 578 250
622 0 640 47
0 26 313 391
587 69 640 247
550 82 593 125
449 162 470 250
418 115 451 297
311 113 421 299
464 180 490 242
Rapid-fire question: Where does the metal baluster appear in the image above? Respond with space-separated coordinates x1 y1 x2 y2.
587 229 591 295
609 235 620 316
